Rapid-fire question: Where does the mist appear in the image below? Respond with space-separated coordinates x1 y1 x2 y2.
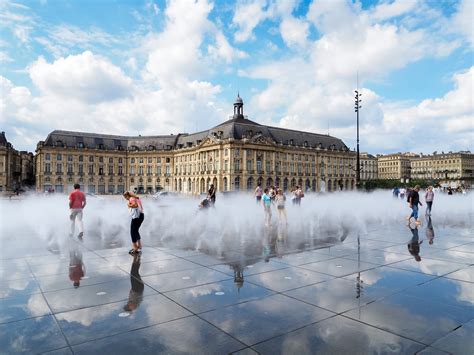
1 190 473 259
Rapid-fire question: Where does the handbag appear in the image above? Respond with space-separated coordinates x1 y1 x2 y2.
129 207 140 219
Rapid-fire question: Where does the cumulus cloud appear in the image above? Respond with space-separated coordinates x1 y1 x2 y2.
29 51 133 103
240 0 472 153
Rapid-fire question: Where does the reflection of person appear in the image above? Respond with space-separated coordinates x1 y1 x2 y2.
123 192 144 255
69 249 85 288
407 224 423 262
426 217 435 245
69 183 86 240
124 255 144 312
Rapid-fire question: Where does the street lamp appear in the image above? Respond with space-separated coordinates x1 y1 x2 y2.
354 88 362 184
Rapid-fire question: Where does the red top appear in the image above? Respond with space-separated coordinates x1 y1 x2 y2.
69 190 86 209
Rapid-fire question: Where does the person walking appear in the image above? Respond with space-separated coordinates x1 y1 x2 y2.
425 186 434 216
254 184 263 204
123 191 144 255
407 185 422 225
69 183 86 240
69 248 85 288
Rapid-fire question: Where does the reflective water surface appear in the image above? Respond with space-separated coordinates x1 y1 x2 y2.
1 212 473 354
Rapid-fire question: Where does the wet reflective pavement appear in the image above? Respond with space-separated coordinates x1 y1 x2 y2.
1 221 473 354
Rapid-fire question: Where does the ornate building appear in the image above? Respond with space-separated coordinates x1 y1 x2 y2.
0 131 34 192
410 151 474 186
35 96 356 194
377 152 418 181
359 152 378 181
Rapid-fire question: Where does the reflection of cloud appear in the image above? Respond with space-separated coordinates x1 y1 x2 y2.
454 280 474 305
26 294 49 317
188 284 221 298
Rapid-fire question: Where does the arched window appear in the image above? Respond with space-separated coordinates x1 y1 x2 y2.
234 177 240 191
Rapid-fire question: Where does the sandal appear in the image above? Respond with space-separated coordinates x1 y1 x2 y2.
129 249 138 255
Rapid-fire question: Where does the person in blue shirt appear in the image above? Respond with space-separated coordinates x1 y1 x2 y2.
262 188 272 227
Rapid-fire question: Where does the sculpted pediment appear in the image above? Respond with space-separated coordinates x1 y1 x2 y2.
250 134 275 145
199 136 220 147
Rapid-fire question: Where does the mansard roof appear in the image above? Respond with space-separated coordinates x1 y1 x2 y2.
0 131 8 147
41 116 349 152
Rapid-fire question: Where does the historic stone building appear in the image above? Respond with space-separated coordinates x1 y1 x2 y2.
359 153 378 181
377 152 418 181
35 96 357 194
0 131 34 192
410 151 474 186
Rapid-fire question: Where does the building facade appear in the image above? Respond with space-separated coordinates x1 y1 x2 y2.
0 131 34 192
35 97 357 194
377 153 418 181
359 153 378 181
410 151 474 186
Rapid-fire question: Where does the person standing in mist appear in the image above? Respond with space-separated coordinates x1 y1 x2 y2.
254 184 263 203
69 183 86 240
262 188 272 227
208 184 216 206
123 191 144 255
425 186 434 216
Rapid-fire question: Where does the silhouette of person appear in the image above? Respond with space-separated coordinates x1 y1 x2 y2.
123 255 144 312
69 249 85 288
407 224 423 262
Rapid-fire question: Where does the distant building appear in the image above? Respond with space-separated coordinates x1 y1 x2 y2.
0 131 34 192
35 96 357 194
377 152 418 181
411 151 474 187
359 153 378 181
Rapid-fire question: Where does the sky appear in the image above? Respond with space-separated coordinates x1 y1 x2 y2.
0 0 472 154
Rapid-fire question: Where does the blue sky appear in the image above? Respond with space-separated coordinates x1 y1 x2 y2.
0 0 472 154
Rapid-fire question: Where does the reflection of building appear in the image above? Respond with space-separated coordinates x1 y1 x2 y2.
35 96 356 194
410 151 474 186
0 131 34 192
377 152 418 180
359 153 378 181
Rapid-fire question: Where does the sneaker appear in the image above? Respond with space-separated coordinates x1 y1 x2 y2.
77 232 83 241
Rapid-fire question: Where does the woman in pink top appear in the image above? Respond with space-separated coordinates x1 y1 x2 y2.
425 186 434 216
123 191 144 255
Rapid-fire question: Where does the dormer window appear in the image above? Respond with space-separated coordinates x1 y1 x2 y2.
187 142 193 147
116 145 123 151
290 139 294 145
304 141 308 147
78 142 84 148
56 140 63 147
148 145 155 151
97 143 104 150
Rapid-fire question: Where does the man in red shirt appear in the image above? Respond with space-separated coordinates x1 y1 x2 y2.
69 183 86 240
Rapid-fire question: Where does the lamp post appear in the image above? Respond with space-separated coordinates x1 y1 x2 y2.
354 87 362 185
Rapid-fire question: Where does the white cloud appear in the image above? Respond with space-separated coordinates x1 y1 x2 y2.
451 0 474 48
233 0 269 42
280 16 309 48
29 51 133 103
0 51 13 62
371 0 420 21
